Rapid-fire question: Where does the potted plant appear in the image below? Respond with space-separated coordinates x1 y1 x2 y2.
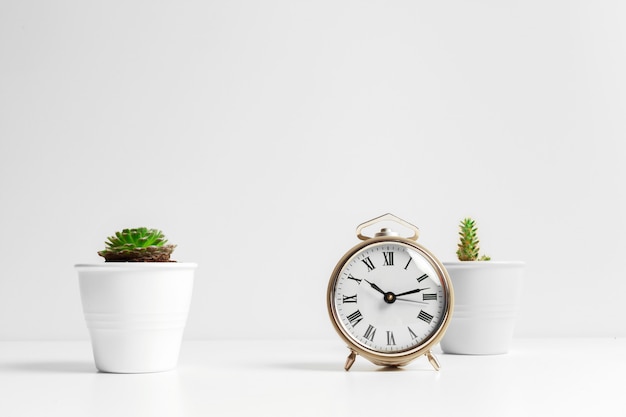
440 218 524 355
75 228 197 373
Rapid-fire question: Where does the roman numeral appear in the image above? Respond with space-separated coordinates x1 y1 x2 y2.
404 257 412 270
342 294 357 303
422 293 437 301
417 273 429 282
386 331 396 345
407 326 418 340
383 251 394 266
418 310 434 324
362 257 375 271
347 274 362 284
346 310 363 327
363 324 376 342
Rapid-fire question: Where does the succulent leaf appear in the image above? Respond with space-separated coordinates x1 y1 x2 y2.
98 227 176 262
456 218 490 261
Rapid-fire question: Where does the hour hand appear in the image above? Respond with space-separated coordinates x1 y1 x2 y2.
363 279 386 295
395 287 430 297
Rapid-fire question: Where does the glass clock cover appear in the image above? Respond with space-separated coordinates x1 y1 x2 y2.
331 241 449 355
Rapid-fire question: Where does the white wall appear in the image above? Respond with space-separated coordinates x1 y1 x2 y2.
1 0 625 340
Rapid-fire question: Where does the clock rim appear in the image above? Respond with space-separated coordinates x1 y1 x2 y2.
327 236 454 367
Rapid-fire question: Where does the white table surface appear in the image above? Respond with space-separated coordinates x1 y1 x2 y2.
0 338 624 416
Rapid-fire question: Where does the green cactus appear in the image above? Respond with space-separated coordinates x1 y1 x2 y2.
98 227 176 262
456 218 490 261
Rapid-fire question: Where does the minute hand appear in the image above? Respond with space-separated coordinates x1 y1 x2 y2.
395 287 430 297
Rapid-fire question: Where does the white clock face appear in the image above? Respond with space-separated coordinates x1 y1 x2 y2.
332 241 448 353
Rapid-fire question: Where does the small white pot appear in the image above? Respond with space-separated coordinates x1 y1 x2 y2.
75 263 197 373
440 261 524 355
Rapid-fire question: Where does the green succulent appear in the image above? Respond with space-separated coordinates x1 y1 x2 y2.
456 218 490 261
98 227 176 262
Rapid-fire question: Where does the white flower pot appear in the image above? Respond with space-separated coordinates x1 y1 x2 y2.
75 263 197 373
440 261 524 355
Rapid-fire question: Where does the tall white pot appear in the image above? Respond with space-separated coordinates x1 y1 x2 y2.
75 263 197 373
440 261 524 355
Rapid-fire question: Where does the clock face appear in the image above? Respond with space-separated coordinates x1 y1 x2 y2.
331 241 448 354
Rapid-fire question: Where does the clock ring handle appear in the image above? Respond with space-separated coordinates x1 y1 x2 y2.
356 213 420 242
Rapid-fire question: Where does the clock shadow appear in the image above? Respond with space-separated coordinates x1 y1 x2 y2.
266 361 344 372
376 365 406 372
267 361 432 373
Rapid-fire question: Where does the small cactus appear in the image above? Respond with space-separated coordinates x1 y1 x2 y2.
98 227 176 262
456 218 490 261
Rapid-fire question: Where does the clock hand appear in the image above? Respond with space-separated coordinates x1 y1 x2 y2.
363 279 386 295
363 280 398 304
395 288 430 297
395 297 429 305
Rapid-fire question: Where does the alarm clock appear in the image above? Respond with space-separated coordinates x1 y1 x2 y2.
327 214 454 371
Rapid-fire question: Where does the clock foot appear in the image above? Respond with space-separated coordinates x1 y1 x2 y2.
426 351 440 371
344 350 357 371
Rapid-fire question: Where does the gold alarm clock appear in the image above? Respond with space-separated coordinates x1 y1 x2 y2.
327 214 454 371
